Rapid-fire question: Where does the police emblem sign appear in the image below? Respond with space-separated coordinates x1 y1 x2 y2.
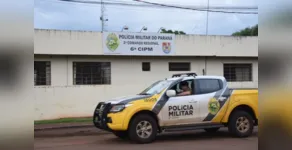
162 42 171 54
103 32 175 56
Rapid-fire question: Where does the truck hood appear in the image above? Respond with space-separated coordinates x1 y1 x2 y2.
105 94 152 105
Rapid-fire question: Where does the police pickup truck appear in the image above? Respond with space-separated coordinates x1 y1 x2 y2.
93 73 258 144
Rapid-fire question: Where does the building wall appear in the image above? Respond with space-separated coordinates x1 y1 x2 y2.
206 57 258 88
34 55 258 120
34 29 258 57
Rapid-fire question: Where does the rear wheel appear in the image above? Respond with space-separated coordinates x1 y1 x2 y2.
204 127 220 133
128 114 158 144
113 131 128 139
228 110 254 137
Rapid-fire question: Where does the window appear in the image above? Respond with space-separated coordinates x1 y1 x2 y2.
196 79 221 94
170 79 194 94
224 64 252 82
142 62 150 71
73 62 111 85
139 80 173 95
169 62 190 71
34 61 51 86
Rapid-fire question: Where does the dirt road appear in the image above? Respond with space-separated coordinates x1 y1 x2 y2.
35 127 257 150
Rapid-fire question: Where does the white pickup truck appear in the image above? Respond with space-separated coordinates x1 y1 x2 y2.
93 73 258 144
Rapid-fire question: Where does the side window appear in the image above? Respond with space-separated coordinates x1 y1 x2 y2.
195 79 222 94
170 80 194 95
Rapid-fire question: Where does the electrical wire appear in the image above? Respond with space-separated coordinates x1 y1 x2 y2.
56 0 258 13
106 0 258 10
132 0 258 14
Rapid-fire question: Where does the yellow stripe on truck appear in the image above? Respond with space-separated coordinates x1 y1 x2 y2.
221 90 258 123
211 98 231 123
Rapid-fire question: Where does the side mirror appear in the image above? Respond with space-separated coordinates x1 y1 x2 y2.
166 90 176 97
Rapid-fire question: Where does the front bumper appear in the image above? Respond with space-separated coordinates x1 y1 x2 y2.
93 102 113 132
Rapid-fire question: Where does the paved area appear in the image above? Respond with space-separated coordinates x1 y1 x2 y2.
35 127 258 150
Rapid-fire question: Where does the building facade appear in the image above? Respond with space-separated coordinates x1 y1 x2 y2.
34 29 258 120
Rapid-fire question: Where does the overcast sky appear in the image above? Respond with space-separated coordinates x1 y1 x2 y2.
34 0 258 35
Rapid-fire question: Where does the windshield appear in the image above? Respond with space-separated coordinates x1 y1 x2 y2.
139 80 174 95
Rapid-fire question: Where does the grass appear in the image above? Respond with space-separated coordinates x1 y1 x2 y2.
34 117 92 125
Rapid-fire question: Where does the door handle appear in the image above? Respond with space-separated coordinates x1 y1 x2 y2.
189 99 197 103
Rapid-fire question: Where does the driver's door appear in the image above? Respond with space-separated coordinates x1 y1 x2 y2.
159 79 200 126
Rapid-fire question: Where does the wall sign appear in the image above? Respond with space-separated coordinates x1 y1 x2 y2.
103 32 175 55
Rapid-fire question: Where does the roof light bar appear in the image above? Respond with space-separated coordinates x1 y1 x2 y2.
172 72 197 78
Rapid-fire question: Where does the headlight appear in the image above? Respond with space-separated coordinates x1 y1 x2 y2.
110 105 125 113
110 104 132 113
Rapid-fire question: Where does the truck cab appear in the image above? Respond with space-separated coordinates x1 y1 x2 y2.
93 73 258 144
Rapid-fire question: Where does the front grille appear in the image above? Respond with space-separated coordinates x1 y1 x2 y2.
96 102 105 111
93 102 112 131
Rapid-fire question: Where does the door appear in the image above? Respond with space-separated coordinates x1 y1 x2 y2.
159 79 200 126
193 78 228 122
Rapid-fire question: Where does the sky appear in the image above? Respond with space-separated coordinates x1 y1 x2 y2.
34 0 258 35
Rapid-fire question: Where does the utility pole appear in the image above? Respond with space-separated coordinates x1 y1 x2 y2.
100 0 106 32
206 0 210 35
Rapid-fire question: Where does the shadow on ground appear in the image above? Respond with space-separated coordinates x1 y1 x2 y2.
100 128 258 144
35 126 258 145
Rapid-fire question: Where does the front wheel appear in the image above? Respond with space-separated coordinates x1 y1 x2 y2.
228 110 254 138
128 114 158 144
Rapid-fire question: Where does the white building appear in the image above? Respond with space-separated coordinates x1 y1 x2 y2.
34 29 258 121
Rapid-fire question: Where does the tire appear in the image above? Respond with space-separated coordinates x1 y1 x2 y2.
128 114 158 144
113 131 128 139
228 110 254 138
204 127 220 133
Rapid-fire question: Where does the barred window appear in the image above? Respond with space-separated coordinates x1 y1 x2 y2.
224 64 252 82
169 62 190 71
34 61 51 86
73 62 111 85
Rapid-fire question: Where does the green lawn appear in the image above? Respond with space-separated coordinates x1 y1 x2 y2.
35 117 92 125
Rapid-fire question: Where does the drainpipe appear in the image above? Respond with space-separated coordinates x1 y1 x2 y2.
66 56 69 86
204 56 207 75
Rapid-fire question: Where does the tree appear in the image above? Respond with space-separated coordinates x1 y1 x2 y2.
251 24 258 36
232 24 258 36
160 29 186 35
